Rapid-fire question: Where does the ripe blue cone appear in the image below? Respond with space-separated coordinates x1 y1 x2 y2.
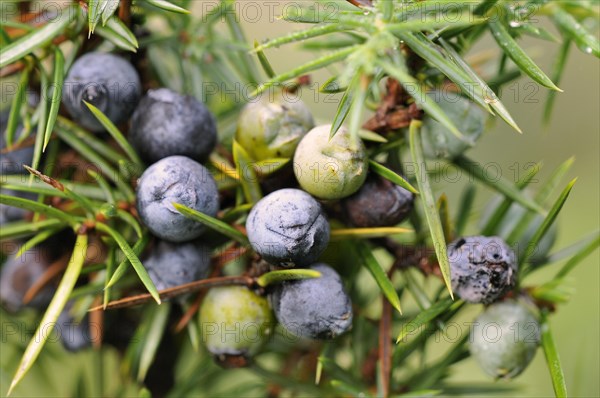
63 52 141 132
136 156 219 242
270 263 353 340
246 188 330 267
129 88 217 164
143 240 212 291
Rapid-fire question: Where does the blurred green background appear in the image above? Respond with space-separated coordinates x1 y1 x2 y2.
1 2 598 397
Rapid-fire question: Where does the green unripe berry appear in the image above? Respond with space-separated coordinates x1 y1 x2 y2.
422 91 487 159
200 286 274 364
293 125 368 200
235 92 315 160
469 300 540 379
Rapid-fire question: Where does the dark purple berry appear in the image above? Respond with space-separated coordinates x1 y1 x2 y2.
341 174 414 227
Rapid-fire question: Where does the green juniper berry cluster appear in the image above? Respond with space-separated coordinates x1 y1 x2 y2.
0 0 598 397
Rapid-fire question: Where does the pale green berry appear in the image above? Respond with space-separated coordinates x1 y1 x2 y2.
200 286 274 363
470 300 540 379
293 125 368 200
235 92 315 160
422 90 487 159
